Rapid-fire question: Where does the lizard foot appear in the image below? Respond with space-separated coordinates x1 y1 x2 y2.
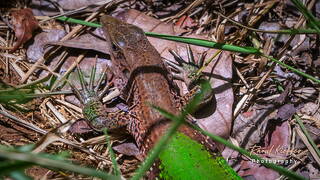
68 59 129 131
165 44 206 90
165 45 215 109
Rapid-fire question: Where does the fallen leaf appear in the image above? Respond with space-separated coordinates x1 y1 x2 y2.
10 8 39 52
27 29 66 62
175 15 198 29
30 0 105 16
68 119 94 134
264 121 290 158
238 160 279 180
113 142 141 158
276 104 297 121
47 29 107 54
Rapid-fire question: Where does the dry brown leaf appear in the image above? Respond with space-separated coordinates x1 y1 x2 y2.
175 15 198 29
47 29 107 54
10 8 39 52
27 29 66 62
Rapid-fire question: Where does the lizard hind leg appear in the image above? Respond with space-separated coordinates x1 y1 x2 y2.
74 57 110 103
70 60 129 131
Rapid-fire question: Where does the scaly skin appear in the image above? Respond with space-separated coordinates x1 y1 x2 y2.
99 15 241 179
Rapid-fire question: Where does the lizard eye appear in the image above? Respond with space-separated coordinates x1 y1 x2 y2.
115 35 126 48
117 40 126 47
111 43 120 51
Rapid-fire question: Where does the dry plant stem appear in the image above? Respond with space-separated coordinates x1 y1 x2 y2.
81 135 107 145
214 2 312 35
15 51 69 89
39 0 120 23
0 53 24 61
5 31 10 75
55 99 82 113
234 64 250 89
0 46 13 50
50 52 86 90
294 126 320 166
10 60 25 78
245 0 279 8
237 1 277 42
0 105 47 134
102 88 121 103
20 47 61 83
276 156 308 180
278 0 316 54
162 0 205 21
233 2 280 116
46 101 68 123
32 125 111 164
32 120 113 163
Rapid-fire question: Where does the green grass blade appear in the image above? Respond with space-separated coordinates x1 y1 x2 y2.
0 161 33 176
130 109 181 180
262 54 320 84
103 129 121 177
9 171 32 180
56 16 320 34
54 16 320 84
56 16 259 54
294 115 320 159
145 32 260 54
56 16 101 28
290 0 320 33
0 148 118 180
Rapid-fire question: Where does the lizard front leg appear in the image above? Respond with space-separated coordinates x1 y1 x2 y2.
165 45 215 109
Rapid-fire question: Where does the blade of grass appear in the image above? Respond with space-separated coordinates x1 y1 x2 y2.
130 109 182 180
262 54 320 84
103 129 121 177
294 115 320 164
56 16 101 28
0 149 118 180
290 0 320 33
55 16 320 84
145 32 260 54
56 16 320 34
0 161 33 176
9 171 32 180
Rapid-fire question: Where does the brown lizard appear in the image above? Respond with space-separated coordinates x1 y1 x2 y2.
99 15 217 158
70 15 240 180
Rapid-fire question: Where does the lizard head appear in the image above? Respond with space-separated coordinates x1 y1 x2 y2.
101 15 146 51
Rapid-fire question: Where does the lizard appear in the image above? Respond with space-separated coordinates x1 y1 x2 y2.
70 15 242 179
99 15 242 179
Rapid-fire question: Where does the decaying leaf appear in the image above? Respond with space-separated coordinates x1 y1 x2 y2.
27 29 66 62
10 8 39 52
